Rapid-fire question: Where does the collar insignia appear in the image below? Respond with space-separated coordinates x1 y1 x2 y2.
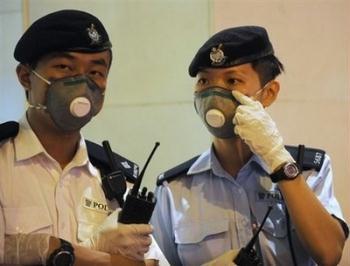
210 44 226 65
86 23 101 45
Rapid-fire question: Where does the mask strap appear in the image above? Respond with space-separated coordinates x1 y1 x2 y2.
251 81 272 100
31 70 51 85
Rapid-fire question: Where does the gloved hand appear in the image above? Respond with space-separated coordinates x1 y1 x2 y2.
201 249 239 266
83 209 153 261
4 233 50 265
232 90 294 172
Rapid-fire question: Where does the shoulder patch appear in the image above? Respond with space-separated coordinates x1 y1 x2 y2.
285 145 325 171
157 155 199 186
86 140 139 183
0 121 19 142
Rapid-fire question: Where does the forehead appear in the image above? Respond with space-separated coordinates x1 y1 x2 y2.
197 63 257 78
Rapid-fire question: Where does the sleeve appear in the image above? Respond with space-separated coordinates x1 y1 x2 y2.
306 154 348 235
0 203 4 263
150 183 182 266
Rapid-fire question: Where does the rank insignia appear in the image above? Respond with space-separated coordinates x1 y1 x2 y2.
86 23 101 45
210 43 226 65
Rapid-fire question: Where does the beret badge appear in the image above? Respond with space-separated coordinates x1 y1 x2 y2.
210 44 226 65
86 23 101 45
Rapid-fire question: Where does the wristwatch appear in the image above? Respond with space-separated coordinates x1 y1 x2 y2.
270 162 301 183
46 238 75 266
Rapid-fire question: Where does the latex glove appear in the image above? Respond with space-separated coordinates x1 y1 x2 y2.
232 90 294 172
4 233 50 265
201 249 239 266
83 209 153 261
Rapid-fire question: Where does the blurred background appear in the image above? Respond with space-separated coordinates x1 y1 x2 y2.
0 0 349 264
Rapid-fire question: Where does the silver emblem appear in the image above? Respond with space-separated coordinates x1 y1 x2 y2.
86 24 101 45
210 44 226 65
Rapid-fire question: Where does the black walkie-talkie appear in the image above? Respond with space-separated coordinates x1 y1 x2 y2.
101 140 127 207
233 206 273 266
118 142 160 224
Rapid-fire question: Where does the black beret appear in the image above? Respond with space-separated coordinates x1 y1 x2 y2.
189 26 274 77
14 9 112 63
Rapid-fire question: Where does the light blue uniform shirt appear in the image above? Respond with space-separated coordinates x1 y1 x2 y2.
151 146 345 266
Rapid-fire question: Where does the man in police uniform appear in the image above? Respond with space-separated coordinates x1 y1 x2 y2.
151 26 348 265
0 9 165 266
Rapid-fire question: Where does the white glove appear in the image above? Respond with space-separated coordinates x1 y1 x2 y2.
82 209 153 261
201 249 239 266
232 90 294 172
4 233 50 265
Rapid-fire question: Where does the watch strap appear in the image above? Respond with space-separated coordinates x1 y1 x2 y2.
46 238 75 266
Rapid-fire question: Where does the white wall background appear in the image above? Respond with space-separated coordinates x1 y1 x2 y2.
1 0 349 264
0 0 25 121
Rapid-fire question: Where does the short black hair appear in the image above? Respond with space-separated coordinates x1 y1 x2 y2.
251 55 284 86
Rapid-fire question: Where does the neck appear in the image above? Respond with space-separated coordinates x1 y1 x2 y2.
213 136 253 177
26 111 80 169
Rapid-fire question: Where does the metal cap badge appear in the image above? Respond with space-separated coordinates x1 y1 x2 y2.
87 23 101 45
210 44 226 65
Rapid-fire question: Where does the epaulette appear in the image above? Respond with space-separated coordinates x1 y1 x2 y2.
0 121 138 183
157 145 326 186
86 140 138 183
157 155 199 186
285 145 325 171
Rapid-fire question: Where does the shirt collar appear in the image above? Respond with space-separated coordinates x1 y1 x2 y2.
15 115 46 161
73 137 99 177
187 144 270 178
14 115 97 177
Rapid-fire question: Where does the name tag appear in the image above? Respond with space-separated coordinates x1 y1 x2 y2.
82 196 109 213
255 190 283 203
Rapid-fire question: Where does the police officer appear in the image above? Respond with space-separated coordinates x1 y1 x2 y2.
0 9 165 266
151 26 348 265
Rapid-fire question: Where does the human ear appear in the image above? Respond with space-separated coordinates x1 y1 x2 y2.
260 80 280 107
16 64 32 95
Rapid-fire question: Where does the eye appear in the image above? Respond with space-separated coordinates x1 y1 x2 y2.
227 78 237 85
90 70 103 77
52 64 73 73
197 77 208 86
56 64 70 69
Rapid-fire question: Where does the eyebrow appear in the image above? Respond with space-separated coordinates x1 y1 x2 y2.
45 52 75 61
198 69 247 78
45 52 108 68
91 58 108 68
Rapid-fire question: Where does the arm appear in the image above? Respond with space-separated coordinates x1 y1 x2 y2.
2 234 145 266
150 185 181 265
232 90 347 266
278 158 346 266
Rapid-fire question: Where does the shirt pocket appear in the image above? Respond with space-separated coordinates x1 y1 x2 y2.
175 219 229 244
174 219 230 264
3 206 52 235
77 206 108 242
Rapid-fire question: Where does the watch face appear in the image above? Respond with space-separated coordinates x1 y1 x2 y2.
284 163 300 178
53 251 74 266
